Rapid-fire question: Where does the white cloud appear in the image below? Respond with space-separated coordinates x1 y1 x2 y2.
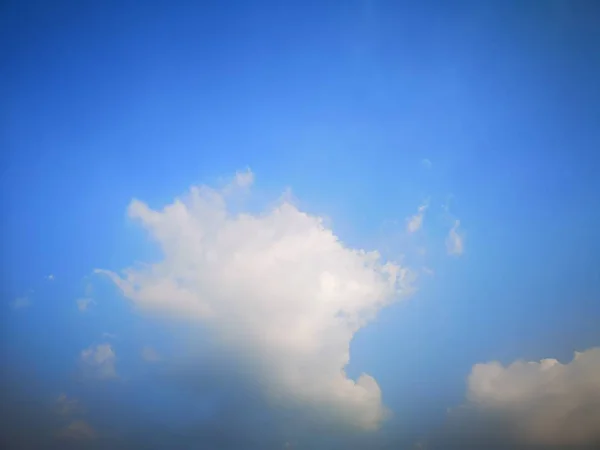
96 169 415 431
233 168 254 188
56 420 96 440
80 344 117 379
462 347 600 447
406 203 428 233
141 346 161 362
76 297 95 312
11 296 30 309
446 220 464 256
45 274 55 281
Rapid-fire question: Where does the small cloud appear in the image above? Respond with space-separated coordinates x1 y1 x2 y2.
56 393 82 416
406 202 428 233
233 168 254 188
45 274 55 281
81 344 117 379
11 297 30 309
222 168 255 195
446 220 464 256
141 346 161 362
76 297 96 312
441 194 454 212
56 420 97 440
421 158 432 169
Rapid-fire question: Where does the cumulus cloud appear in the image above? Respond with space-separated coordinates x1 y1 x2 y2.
406 202 428 233
11 296 30 309
77 297 96 312
447 348 600 448
81 344 117 379
446 220 464 256
96 169 415 431
141 346 161 362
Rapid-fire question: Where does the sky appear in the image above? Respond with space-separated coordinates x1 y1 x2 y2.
2 1 600 449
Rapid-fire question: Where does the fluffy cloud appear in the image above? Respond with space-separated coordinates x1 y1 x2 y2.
77 297 96 312
96 169 415 431
456 347 600 448
406 203 428 233
446 220 464 256
81 344 117 379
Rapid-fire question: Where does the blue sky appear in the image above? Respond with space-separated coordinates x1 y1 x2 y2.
2 1 600 449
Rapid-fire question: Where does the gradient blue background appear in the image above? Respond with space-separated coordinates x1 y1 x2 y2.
2 1 600 448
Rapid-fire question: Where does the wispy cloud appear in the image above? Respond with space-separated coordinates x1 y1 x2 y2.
406 202 428 233
76 297 96 312
446 220 464 256
56 420 97 440
11 296 30 309
56 393 82 416
141 346 161 362
80 344 117 379
422 266 434 276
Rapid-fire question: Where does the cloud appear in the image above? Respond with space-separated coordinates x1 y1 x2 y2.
76 297 96 312
102 332 117 339
221 167 255 195
45 274 55 281
56 420 97 440
56 393 82 416
422 266 434 276
233 168 254 188
406 202 428 233
141 346 161 362
80 344 117 379
96 169 415 431
435 348 600 449
446 220 464 256
84 282 94 297
11 296 30 309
